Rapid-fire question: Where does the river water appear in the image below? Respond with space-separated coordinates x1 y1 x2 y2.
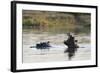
22 29 91 63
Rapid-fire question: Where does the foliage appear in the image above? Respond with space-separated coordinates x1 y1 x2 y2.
22 10 91 34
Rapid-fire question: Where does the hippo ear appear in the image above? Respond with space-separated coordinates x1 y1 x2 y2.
64 40 68 45
75 40 78 42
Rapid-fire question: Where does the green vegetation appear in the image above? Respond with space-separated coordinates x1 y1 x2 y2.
22 10 91 34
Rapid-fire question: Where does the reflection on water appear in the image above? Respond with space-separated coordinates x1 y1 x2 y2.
22 29 91 63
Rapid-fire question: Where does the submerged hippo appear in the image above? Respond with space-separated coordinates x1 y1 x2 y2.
30 41 51 50
64 33 79 60
36 41 51 49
